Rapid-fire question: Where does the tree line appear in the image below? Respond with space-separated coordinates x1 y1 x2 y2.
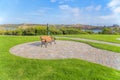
0 26 93 35
0 25 120 35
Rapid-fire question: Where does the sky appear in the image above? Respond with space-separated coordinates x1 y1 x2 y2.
0 0 120 25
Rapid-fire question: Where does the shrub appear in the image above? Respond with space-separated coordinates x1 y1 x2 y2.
5 30 13 35
0 30 5 35
3 25 96 35
85 30 94 34
49 27 62 35
102 28 113 34
13 29 23 35
60 27 81 34
23 27 36 35
34 26 47 35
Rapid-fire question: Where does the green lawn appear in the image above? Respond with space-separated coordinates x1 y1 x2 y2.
0 36 120 80
57 38 120 53
59 34 120 43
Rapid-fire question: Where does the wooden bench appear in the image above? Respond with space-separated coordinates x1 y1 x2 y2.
40 36 56 47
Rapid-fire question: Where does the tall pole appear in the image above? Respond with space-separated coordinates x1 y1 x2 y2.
47 24 50 35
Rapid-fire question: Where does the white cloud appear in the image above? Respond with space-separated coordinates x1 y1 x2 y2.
0 18 3 23
100 15 115 19
108 0 120 14
85 5 101 11
108 0 120 8
85 5 94 11
113 6 120 13
59 5 70 9
59 5 80 17
50 0 56 3
30 9 46 16
50 0 74 3
99 0 120 25
95 5 101 11
0 18 2 21
0 18 5 24
27 8 52 16
58 5 110 25
15 17 29 22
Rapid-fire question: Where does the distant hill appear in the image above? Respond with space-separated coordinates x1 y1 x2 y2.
0 24 21 30
0 24 48 30
0 23 104 30
70 24 103 30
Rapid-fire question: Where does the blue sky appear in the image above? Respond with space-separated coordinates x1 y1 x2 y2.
0 0 120 25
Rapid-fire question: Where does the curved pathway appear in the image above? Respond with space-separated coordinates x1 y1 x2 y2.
10 40 120 70
56 37 120 46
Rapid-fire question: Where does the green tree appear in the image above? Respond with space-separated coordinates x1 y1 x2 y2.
102 28 113 34
13 29 23 35
23 27 35 35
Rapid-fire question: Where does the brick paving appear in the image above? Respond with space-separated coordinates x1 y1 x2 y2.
10 41 120 70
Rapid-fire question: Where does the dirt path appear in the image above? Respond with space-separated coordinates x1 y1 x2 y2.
10 41 120 70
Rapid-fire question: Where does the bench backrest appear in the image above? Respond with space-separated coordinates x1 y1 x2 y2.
40 36 54 42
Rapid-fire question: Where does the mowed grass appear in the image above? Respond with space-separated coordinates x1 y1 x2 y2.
0 36 120 80
59 34 120 44
57 38 120 53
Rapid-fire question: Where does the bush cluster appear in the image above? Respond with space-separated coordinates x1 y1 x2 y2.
101 27 120 34
0 30 5 35
0 26 94 35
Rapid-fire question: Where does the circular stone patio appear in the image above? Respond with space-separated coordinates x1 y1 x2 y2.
10 40 120 70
